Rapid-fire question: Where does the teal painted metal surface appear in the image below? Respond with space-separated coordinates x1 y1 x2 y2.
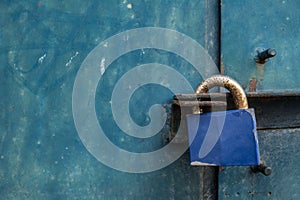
0 0 220 199
219 129 300 199
222 0 300 92
3 0 299 199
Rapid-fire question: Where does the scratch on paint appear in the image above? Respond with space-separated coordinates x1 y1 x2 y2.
38 53 47 64
66 52 79 67
100 58 105 75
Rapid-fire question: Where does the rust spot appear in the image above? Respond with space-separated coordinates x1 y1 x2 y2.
174 100 227 107
220 60 225 75
248 77 257 92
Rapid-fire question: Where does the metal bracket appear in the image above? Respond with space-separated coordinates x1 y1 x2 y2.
255 48 277 64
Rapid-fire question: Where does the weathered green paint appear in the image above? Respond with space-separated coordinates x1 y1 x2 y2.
0 0 221 199
2 0 299 199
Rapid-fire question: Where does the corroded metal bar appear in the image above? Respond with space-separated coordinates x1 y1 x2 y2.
255 48 277 64
174 93 228 100
195 75 248 109
173 100 227 107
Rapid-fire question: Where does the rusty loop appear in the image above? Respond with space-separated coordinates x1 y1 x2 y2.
195 75 248 109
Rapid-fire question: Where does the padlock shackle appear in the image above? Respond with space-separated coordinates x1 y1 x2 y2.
195 75 248 109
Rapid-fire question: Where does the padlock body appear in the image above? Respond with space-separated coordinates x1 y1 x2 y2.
186 108 260 166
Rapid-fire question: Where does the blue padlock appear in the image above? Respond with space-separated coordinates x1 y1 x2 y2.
186 75 260 166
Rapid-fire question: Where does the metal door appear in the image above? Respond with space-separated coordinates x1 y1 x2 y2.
0 1 212 199
219 1 300 199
